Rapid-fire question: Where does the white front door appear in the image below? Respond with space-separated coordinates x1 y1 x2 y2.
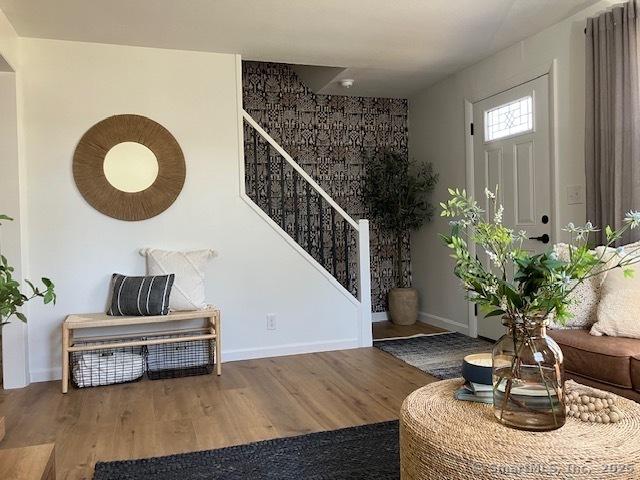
473 75 552 340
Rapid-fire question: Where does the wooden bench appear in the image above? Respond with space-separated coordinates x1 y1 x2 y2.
0 443 55 480
62 309 221 393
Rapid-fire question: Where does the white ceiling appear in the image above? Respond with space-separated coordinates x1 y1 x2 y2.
0 0 598 98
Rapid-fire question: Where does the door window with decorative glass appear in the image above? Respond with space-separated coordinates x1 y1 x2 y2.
484 95 533 142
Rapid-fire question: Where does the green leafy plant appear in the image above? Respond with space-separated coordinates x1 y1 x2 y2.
440 187 640 324
0 214 56 327
363 150 438 288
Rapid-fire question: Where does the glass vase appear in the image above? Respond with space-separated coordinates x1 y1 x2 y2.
492 317 566 431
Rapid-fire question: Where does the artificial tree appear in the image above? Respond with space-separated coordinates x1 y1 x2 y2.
0 214 55 327
363 150 438 323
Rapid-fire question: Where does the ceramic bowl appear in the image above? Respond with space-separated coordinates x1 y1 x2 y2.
462 352 493 385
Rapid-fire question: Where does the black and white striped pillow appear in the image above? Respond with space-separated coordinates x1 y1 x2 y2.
107 273 175 316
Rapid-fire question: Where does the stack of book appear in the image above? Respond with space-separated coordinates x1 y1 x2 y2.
455 381 494 404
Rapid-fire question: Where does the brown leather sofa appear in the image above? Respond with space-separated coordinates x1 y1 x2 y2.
549 329 640 402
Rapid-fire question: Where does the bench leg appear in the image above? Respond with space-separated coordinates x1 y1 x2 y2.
213 313 222 375
61 325 70 393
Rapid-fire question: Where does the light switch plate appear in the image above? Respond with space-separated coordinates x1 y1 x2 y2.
566 185 584 205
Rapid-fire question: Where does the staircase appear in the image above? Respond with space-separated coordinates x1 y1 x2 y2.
240 110 372 345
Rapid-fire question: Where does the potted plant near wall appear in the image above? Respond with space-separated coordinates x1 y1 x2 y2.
0 214 56 328
364 150 438 325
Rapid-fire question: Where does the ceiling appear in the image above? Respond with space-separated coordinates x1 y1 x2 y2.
0 0 599 98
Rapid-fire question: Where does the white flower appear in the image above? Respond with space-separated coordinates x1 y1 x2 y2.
563 221 599 239
484 188 495 199
486 284 498 295
561 274 571 286
549 251 558 260
625 210 640 229
494 205 504 224
499 297 508 311
485 250 501 267
616 246 625 255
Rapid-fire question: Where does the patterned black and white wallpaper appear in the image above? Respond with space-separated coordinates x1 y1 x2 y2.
242 61 410 312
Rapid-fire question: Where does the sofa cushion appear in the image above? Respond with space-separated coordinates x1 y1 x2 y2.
549 328 640 389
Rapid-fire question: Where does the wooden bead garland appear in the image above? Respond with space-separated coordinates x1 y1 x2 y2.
564 381 624 424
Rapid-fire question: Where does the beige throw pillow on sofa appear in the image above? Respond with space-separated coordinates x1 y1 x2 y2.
548 243 605 329
594 240 640 264
591 266 640 339
141 248 217 311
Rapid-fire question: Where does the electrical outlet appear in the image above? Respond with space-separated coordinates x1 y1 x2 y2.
266 313 276 330
566 185 585 205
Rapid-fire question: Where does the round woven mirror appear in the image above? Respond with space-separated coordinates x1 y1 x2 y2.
73 114 185 221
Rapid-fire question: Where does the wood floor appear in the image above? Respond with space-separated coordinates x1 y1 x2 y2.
0 347 436 479
372 320 446 340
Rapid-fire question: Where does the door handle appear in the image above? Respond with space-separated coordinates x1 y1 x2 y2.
528 234 550 244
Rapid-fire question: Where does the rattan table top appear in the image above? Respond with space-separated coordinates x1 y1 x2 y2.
400 378 640 480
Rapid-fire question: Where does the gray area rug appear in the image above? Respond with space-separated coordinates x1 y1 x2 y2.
374 332 493 379
94 421 399 479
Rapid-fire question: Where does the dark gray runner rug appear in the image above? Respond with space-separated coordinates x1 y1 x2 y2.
374 332 493 379
94 421 399 480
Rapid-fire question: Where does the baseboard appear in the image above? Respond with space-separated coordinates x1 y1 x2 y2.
418 311 469 335
29 338 361 384
371 311 388 322
222 338 361 362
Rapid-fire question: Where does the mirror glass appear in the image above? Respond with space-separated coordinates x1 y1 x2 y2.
103 142 159 193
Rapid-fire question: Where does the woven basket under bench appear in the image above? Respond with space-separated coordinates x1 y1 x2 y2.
61 309 221 393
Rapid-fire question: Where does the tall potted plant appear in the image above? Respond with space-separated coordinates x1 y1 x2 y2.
441 188 639 430
363 150 438 325
0 214 56 328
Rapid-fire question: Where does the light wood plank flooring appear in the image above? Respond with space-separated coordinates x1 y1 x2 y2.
0 347 436 479
372 320 446 340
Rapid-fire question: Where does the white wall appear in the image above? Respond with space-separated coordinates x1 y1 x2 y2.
408 1 617 333
19 38 359 382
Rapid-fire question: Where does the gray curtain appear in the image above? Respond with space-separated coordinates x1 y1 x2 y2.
585 0 640 245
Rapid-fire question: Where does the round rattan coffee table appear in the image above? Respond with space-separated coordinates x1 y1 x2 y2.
400 379 640 480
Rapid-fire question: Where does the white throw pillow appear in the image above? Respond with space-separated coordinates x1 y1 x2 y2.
595 240 640 266
591 266 640 338
548 243 605 329
141 248 217 311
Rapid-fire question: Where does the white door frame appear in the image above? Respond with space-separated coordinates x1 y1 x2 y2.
0 54 30 388
463 59 560 338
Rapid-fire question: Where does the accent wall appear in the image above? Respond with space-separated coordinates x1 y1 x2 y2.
243 61 410 312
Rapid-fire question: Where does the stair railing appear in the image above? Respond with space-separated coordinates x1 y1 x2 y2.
241 110 372 345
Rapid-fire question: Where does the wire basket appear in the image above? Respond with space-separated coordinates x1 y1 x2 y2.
71 339 145 388
146 335 214 380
